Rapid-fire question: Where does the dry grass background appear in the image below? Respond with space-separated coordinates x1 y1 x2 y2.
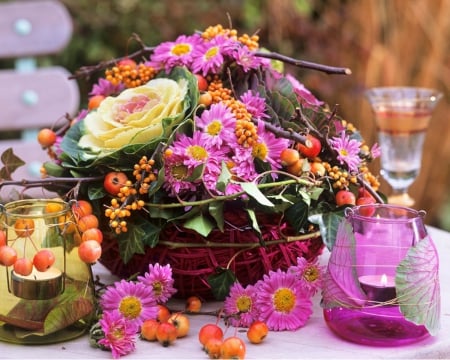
261 0 450 228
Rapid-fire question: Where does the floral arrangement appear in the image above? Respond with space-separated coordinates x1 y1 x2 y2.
90 258 324 358
1 23 382 299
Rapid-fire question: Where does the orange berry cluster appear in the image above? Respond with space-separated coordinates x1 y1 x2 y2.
323 162 357 190
207 78 232 103
201 24 259 51
202 24 238 41
105 62 156 88
104 156 157 234
235 119 258 147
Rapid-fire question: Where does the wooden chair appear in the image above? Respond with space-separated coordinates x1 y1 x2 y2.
0 0 79 199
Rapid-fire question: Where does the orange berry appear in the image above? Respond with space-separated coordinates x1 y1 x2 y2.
77 214 99 233
81 228 103 244
280 148 300 167
71 200 93 220
220 336 246 360
78 240 102 263
141 319 160 341
37 128 57 148
247 320 269 344
14 218 35 238
88 95 105 110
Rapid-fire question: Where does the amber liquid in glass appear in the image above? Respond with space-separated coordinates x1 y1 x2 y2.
374 110 431 192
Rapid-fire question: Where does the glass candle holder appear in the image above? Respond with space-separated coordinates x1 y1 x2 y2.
322 204 440 346
0 199 96 344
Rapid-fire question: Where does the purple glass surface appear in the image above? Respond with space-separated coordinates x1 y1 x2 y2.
323 306 430 346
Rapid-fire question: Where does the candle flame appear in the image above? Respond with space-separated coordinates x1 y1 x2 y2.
380 274 388 287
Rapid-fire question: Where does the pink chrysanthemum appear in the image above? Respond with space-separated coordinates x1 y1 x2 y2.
150 34 202 73
255 269 313 331
89 78 125 97
195 102 236 148
286 74 324 108
223 283 259 327
370 143 381 159
191 35 231 76
100 280 158 328
164 131 229 196
231 46 267 72
98 310 138 359
137 263 177 303
252 120 289 177
240 91 269 120
329 131 362 172
287 257 325 297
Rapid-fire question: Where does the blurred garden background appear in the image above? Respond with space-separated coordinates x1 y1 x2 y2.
2 0 450 231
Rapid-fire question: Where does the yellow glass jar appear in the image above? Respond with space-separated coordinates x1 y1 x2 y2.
0 199 96 344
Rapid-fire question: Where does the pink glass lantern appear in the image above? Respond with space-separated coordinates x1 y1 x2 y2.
322 204 440 346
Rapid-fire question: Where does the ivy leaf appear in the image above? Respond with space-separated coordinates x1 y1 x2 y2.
207 268 237 300
285 200 309 233
183 213 214 237
309 210 344 250
0 148 25 180
117 224 147 263
209 201 225 232
239 182 274 207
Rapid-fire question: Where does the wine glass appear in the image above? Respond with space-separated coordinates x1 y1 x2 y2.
365 87 442 206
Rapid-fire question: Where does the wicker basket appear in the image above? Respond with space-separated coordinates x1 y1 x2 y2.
99 210 324 299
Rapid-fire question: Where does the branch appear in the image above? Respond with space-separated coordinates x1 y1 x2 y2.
254 51 352 75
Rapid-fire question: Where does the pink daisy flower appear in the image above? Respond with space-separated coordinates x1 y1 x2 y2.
252 120 289 176
89 78 125 97
223 282 259 327
137 263 177 303
164 131 228 196
240 91 269 120
370 142 381 159
255 269 313 331
287 257 325 296
100 280 158 328
98 310 138 359
329 131 362 172
286 74 324 108
150 34 202 73
191 35 232 76
195 102 236 148
232 46 268 72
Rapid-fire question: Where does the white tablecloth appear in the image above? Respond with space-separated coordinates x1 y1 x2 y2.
0 226 449 359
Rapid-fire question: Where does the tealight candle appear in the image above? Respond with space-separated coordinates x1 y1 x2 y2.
359 274 396 303
11 267 63 300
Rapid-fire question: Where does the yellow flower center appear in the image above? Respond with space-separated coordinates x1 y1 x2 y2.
153 281 162 296
111 327 124 340
207 120 222 136
236 295 252 313
339 149 349 157
205 46 219 59
119 296 142 319
303 265 319 282
171 43 191 56
172 164 188 180
273 288 296 313
252 143 268 161
187 145 208 161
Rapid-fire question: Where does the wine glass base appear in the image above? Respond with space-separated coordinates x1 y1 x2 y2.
388 193 415 207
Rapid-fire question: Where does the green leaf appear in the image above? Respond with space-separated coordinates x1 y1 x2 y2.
209 201 225 232
117 224 147 263
216 162 232 193
309 210 344 250
183 213 214 237
285 200 309 233
0 148 25 180
239 182 274 207
246 208 262 236
207 268 237 300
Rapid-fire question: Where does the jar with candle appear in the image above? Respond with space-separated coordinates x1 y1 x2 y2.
322 203 440 346
0 199 96 344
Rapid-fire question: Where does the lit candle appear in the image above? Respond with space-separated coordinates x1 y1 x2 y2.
359 274 396 303
11 267 63 300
